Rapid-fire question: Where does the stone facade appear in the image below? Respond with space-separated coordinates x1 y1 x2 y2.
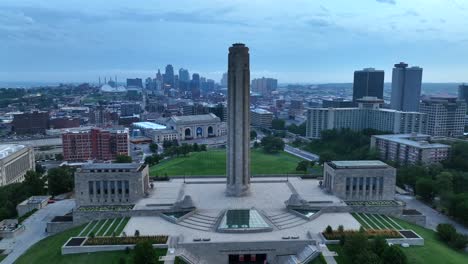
323 161 396 201
165 113 223 141
0 144 35 187
226 43 251 196
74 163 149 207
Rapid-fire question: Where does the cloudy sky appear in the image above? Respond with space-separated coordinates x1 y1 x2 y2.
1 0 467 83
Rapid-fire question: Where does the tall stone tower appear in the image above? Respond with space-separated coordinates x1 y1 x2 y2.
226 43 251 196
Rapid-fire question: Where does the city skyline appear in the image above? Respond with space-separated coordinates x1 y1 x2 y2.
1 0 468 83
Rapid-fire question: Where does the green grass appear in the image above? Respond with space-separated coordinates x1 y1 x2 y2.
96 219 113 236
88 220 106 236
391 218 468 264
114 217 130 236
104 218 122 236
150 149 304 176
327 218 468 264
15 224 168 264
307 254 327 264
0 254 6 262
79 220 97 236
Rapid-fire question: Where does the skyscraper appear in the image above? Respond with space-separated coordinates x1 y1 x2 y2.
390 62 423 112
226 43 250 196
178 68 190 82
458 83 468 104
191 73 200 99
251 77 278 96
164 64 175 87
353 68 384 101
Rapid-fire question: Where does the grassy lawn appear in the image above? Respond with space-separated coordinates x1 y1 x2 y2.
0 254 6 262
308 254 327 264
150 149 304 176
15 224 167 264
327 217 468 264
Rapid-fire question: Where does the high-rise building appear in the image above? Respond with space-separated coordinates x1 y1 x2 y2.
306 97 426 139
419 96 467 137
251 77 277 96
12 111 49 134
164 64 175 87
191 73 201 99
226 43 250 196
120 103 141 117
220 72 228 87
62 127 129 162
126 78 143 88
458 83 468 104
179 68 190 82
353 68 384 102
390 62 423 112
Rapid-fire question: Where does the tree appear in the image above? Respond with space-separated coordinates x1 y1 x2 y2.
180 143 191 157
382 245 407 264
133 241 156 264
354 250 382 264
296 161 309 172
337 225 344 233
35 163 46 175
253 141 260 149
144 156 155 166
435 172 453 196
47 166 74 196
415 178 435 201
23 170 46 195
271 119 285 130
260 136 285 153
436 223 457 242
325 225 333 234
250 130 257 140
371 236 388 257
310 160 316 167
149 143 158 153
115 154 132 163
192 143 199 152
200 144 207 151
319 151 336 165
55 153 64 161
344 231 368 260
449 233 468 250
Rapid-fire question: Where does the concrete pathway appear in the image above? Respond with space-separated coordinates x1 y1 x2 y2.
319 244 338 264
284 145 319 161
0 199 75 264
397 194 468 234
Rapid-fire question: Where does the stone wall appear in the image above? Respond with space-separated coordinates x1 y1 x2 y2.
348 205 403 217
398 214 426 227
47 221 76 234
73 209 161 225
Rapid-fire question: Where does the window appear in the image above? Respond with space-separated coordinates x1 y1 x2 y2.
124 181 129 195
111 181 115 194
88 181 94 195
117 181 122 194
352 177 357 191
366 177 370 191
96 181 101 195
103 180 108 195
345 177 350 191
359 177 363 191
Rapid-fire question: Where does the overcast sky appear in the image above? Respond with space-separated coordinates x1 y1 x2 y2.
1 0 467 83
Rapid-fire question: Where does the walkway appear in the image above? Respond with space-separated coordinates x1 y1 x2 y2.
396 194 468 234
319 244 338 264
0 199 75 264
284 145 319 161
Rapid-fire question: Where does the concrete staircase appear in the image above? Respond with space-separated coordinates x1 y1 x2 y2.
268 211 309 230
177 212 218 231
278 245 320 264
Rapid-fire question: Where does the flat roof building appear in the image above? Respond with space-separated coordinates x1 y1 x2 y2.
74 163 149 207
371 134 450 165
0 144 35 187
251 108 273 128
420 96 467 137
306 97 426 139
323 160 396 201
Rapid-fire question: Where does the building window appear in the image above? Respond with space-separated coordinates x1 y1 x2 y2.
89 181 94 195
103 180 108 195
118 181 122 194
111 181 115 194
124 181 129 195
366 177 370 191
345 177 350 192
96 181 101 195
352 177 357 191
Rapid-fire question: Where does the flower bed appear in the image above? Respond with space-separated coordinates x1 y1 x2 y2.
346 200 401 206
77 205 134 212
84 235 168 245
323 229 402 240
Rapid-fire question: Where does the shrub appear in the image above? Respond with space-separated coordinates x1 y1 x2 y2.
371 236 388 257
448 234 468 250
133 241 156 264
135 230 140 237
323 229 401 240
325 225 333 234
436 223 456 242
382 245 407 264
84 235 168 246
337 225 344 233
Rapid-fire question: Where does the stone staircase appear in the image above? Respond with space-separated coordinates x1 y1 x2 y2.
278 245 320 264
177 212 218 231
268 211 309 230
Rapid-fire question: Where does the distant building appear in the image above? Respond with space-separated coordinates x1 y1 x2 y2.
251 108 273 128
0 144 35 187
390 62 423 112
166 113 223 140
179 68 190 82
164 64 175 87
458 84 468 104
191 73 201 99
220 72 228 87
62 127 129 162
323 160 396 201
322 98 355 108
120 103 141 117
74 163 149 207
12 111 49 134
353 68 384 102
49 117 80 129
126 78 143 88
371 134 451 165
251 77 277 96
306 97 426 139
420 96 467 137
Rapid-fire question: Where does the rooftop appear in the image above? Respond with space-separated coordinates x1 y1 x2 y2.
0 144 26 159
251 108 272 114
329 160 391 169
170 113 220 124
79 163 144 172
372 134 451 149
133 122 166 130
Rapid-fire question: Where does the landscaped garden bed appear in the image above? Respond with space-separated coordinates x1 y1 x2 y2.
400 230 420 239
84 235 168 246
322 229 402 240
65 237 86 246
346 200 401 206
77 205 134 211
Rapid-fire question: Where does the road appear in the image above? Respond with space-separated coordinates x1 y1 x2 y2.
0 199 75 264
284 145 319 161
396 194 468 235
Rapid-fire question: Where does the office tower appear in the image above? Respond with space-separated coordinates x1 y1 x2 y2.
353 68 384 101
164 64 175 87
179 68 190 82
156 69 163 82
251 77 278 96
12 111 49 134
420 96 467 137
226 43 250 196
458 84 468 104
306 97 426 139
191 73 201 99
390 62 423 111
126 78 143 88
221 72 228 87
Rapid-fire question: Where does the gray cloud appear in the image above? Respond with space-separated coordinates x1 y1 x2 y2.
376 0 396 4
